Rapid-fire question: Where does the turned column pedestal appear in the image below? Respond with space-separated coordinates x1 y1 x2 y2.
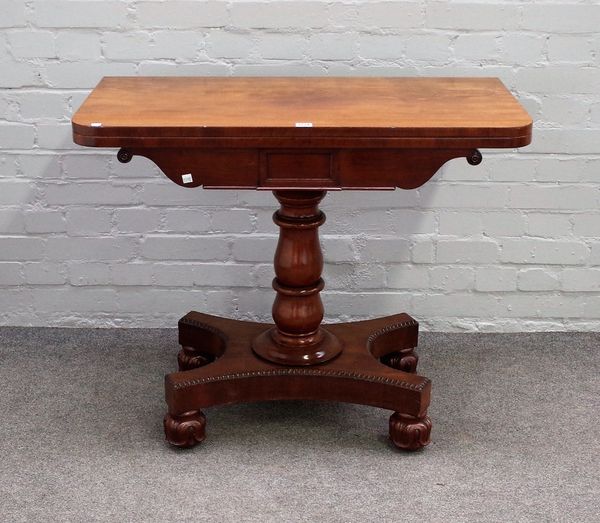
252 190 342 366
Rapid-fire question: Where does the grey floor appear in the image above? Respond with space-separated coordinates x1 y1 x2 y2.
0 327 598 523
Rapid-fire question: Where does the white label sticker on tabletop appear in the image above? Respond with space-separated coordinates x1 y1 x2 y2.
295 122 313 127
181 173 193 184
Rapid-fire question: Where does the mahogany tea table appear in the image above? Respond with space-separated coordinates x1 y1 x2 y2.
72 77 531 451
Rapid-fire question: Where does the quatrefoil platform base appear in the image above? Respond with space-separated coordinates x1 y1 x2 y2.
164 311 432 451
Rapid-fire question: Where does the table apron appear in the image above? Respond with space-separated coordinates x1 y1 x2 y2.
119 147 480 190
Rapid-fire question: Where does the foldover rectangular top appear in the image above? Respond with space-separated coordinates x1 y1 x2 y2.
72 77 532 148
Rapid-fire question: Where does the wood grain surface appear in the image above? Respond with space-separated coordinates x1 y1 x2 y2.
72 76 532 145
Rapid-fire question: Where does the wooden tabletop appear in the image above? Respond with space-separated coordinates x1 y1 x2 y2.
72 77 531 148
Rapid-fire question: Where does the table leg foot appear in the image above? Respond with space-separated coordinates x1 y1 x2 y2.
380 347 419 373
389 412 432 451
164 410 206 448
368 315 420 373
177 346 215 371
177 316 227 371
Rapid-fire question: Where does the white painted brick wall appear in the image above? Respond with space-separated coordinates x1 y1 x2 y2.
0 0 599 331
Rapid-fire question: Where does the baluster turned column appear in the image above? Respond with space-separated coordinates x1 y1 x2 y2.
252 190 342 366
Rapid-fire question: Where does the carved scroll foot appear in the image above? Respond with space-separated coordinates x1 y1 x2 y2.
177 346 215 371
164 410 206 448
367 314 420 373
389 412 432 451
177 315 226 371
380 348 419 373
